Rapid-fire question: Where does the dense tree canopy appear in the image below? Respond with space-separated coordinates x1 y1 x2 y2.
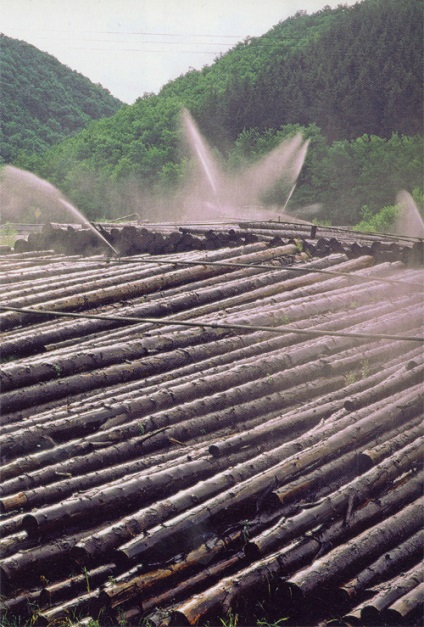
0 34 123 163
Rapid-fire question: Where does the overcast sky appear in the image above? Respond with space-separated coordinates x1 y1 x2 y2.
1 0 361 104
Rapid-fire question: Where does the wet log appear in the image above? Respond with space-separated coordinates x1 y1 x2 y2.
112 396 423 567
382 581 424 624
21 430 298 537
38 564 114 607
0 377 342 513
0 525 106 585
281 496 423 599
71 390 422 565
245 438 423 560
0 242 268 357
35 589 101 627
171 472 423 625
0 346 339 458
339 528 424 601
349 563 423 626
0 590 42 621
99 531 245 610
343 360 424 411
358 420 424 468
0 243 296 331
3 254 339 392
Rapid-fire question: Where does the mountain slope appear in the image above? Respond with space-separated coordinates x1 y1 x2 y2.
0 34 124 163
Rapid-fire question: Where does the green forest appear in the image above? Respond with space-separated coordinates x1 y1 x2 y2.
1 0 423 227
0 34 123 163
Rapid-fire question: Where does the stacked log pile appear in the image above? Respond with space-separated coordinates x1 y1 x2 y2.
0 222 423 627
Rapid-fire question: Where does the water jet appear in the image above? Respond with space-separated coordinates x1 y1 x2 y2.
180 109 311 223
0 165 119 256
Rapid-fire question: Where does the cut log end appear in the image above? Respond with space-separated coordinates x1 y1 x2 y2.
21 514 40 538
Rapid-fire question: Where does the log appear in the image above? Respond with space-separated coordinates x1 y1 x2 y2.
352 563 423 625
99 531 245 610
245 438 423 560
382 581 424 624
281 496 423 599
0 243 296 331
35 589 101 627
38 564 114 607
171 473 423 625
21 429 299 537
112 397 423 567
71 390 422 565
339 528 424 601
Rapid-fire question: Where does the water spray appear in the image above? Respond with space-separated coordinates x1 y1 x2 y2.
58 199 120 257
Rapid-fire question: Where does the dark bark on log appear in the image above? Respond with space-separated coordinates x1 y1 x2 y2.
358 420 424 468
99 531 245 610
0 531 34 559
0 244 295 331
0 243 267 358
112 395 423 567
246 438 423 560
352 562 423 625
282 496 423 598
0 348 339 458
382 581 424 623
2 282 405 430
274 413 423 507
343 362 424 411
35 589 101 627
71 389 422 566
0 430 208 499
38 564 114 607
339 529 424 600
0 590 42 620
21 430 302 537
0 377 342 514
2 254 340 391
171 472 423 625
142 553 244 618
0 524 106 585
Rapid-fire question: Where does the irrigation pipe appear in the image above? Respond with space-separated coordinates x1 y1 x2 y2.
0 305 422 343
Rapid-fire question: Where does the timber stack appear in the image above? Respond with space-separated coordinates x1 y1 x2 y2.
0 220 423 626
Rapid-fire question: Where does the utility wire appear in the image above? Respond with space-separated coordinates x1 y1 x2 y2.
0 305 422 343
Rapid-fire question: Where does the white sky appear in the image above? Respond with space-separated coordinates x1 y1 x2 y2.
1 0 361 104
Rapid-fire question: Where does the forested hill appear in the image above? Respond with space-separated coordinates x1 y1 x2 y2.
0 34 124 162
8 0 424 225
164 0 422 145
